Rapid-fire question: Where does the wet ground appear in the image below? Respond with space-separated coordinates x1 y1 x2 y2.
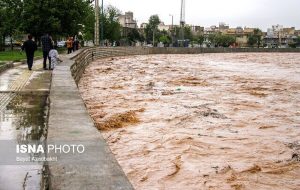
0 61 51 190
79 53 300 190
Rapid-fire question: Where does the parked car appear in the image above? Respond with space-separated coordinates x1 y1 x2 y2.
13 40 23 46
57 41 66 47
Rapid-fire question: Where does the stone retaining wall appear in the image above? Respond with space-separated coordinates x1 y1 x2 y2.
71 47 300 84
47 52 134 190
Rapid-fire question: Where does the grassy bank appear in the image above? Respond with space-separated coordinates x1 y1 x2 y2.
0 50 43 62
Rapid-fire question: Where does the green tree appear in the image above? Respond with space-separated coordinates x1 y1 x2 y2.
145 15 161 44
215 34 235 47
183 26 193 40
22 0 94 42
0 2 5 50
288 36 300 48
208 34 217 47
247 35 256 47
254 28 262 48
159 35 171 46
174 26 193 40
99 5 122 43
297 36 300 47
1 0 23 50
247 28 262 48
127 28 143 44
0 0 95 49
196 35 205 47
81 5 95 41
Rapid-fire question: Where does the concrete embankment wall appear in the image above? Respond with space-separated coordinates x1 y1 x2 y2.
48 47 299 189
47 52 134 190
71 47 300 84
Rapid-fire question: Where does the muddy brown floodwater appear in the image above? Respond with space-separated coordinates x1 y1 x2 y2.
79 53 300 190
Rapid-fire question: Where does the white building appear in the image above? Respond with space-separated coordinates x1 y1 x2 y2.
140 23 148 29
158 22 171 31
118 12 137 29
267 24 283 37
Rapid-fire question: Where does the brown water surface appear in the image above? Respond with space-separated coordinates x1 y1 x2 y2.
79 53 300 190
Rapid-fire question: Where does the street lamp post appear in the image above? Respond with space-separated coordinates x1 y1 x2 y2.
169 14 174 29
100 0 104 46
153 28 155 47
169 14 174 46
94 0 99 46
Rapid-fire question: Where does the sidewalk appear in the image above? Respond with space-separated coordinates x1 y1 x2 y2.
0 59 51 190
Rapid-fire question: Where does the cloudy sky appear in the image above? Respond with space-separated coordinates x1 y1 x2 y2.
103 0 300 30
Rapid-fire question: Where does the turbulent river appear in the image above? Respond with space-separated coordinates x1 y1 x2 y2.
79 53 300 190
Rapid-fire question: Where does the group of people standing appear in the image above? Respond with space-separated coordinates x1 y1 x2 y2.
22 33 64 71
66 37 80 54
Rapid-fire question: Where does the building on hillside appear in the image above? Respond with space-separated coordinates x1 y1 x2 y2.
158 22 171 31
191 25 204 35
140 23 148 29
118 12 137 29
295 30 300 36
204 25 219 35
282 27 295 37
265 25 297 47
243 28 255 36
235 27 244 36
219 22 229 32
118 11 140 41
267 28 274 37
223 28 236 35
267 25 283 38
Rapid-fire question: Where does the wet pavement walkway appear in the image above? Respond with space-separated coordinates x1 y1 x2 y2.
0 60 51 190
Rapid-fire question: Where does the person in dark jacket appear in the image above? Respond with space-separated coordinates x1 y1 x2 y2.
41 33 52 70
22 34 37 70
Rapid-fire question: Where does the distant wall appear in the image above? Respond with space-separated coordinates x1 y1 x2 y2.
71 47 300 84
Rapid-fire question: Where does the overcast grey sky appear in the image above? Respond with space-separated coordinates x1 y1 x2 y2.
103 0 300 30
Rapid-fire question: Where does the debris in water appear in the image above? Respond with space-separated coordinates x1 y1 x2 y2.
96 109 144 131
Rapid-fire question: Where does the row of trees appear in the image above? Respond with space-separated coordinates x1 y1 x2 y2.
2 1 289 49
143 15 193 46
0 0 95 50
141 14 264 48
0 0 138 49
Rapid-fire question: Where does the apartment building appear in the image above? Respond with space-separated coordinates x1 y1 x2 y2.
118 12 137 29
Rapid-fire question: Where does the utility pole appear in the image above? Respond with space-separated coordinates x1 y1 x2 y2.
180 0 186 45
169 14 174 46
100 0 104 46
153 28 155 47
169 14 174 29
94 0 99 46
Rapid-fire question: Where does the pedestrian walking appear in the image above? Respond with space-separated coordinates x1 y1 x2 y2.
73 38 79 52
48 45 62 70
21 34 37 71
66 37 73 54
41 33 52 70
